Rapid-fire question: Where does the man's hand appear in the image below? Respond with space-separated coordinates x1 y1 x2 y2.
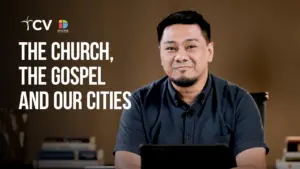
232 147 267 169
115 151 141 169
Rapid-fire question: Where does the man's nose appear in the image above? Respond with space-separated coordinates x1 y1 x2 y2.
174 48 189 62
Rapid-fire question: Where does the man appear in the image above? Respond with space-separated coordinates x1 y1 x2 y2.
113 10 269 169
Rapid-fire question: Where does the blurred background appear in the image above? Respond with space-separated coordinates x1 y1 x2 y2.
1 0 300 168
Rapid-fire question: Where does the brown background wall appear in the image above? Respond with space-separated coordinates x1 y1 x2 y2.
1 0 300 168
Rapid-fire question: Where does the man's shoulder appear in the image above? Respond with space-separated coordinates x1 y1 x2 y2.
211 74 258 124
211 74 250 100
130 76 168 101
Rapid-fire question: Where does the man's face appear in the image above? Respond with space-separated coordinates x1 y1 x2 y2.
159 24 214 87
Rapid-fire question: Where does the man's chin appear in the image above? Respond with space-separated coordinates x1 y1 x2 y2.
169 76 198 87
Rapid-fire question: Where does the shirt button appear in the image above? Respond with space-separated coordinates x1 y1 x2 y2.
200 100 205 104
186 135 192 139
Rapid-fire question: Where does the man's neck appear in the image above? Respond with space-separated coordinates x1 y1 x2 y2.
172 71 208 105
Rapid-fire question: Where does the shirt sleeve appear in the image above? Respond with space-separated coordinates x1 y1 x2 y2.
233 91 269 157
113 93 146 156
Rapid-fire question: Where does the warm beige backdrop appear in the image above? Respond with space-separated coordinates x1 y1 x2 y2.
2 0 300 168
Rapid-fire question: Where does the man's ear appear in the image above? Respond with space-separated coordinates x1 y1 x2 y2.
158 45 164 66
207 42 214 62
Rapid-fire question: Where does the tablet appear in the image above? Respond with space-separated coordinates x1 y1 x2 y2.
140 144 236 169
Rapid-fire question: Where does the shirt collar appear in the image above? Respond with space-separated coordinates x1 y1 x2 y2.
167 72 212 106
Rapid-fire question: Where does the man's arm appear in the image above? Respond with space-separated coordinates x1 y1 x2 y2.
232 91 269 169
113 93 145 169
115 151 141 169
233 147 266 169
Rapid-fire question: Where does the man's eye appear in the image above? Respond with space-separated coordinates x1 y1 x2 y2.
166 47 177 51
187 45 197 49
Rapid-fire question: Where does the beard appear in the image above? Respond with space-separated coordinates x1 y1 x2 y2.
169 76 198 87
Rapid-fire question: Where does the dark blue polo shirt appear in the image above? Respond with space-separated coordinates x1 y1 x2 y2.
113 73 269 160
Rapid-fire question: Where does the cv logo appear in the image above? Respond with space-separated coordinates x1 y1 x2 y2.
21 16 52 31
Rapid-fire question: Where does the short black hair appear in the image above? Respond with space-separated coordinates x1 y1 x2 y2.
157 10 211 44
